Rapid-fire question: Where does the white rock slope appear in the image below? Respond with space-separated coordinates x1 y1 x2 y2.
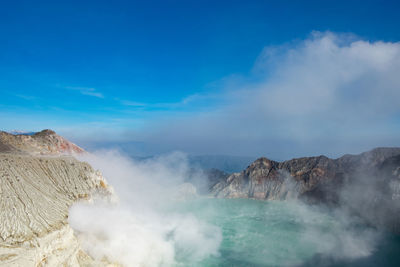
0 130 115 266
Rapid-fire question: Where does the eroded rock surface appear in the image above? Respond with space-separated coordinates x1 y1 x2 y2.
0 130 114 266
0 154 109 244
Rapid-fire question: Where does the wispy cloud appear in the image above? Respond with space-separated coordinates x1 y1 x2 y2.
164 93 218 107
119 100 147 107
118 93 220 110
65 86 104 98
15 94 39 101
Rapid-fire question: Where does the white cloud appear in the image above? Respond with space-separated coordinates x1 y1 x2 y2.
255 32 400 118
129 32 400 158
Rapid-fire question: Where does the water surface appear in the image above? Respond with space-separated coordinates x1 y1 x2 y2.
170 198 400 267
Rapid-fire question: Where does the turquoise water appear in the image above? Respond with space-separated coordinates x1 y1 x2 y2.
169 198 400 267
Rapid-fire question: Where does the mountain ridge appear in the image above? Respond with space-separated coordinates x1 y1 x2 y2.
212 147 400 198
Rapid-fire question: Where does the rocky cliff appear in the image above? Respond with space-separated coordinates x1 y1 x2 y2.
211 147 400 231
0 130 115 266
212 147 400 199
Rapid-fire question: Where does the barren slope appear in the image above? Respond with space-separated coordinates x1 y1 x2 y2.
0 130 115 266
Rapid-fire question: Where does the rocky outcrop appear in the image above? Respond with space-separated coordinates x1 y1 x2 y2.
211 147 400 201
0 130 84 155
0 225 90 266
211 155 339 200
0 130 115 266
211 147 400 232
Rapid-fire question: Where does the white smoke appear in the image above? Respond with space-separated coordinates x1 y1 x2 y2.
69 151 222 266
68 150 391 266
288 201 380 262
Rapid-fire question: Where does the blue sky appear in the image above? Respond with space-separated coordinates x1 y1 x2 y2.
1 0 400 158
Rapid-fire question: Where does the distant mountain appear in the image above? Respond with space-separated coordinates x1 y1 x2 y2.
7 130 37 135
82 141 255 173
128 154 255 173
188 154 256 173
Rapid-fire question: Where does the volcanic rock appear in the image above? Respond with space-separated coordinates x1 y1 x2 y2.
211 147 400 232
0 130 115 266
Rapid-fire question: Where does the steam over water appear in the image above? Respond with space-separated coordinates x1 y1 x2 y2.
70 151 400 267
174 198 333 266
171 198 400 267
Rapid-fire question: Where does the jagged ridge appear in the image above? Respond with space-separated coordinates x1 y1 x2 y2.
211 147 400 232
212 147 400 200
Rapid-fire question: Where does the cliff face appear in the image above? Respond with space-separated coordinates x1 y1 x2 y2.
0 130 114 266
211 147 400 231
211 155 340 200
